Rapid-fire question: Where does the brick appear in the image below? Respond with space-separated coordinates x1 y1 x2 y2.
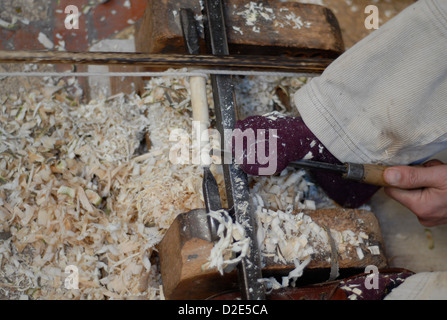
91 0 147 41
12 23 47 50
52 0 89 52
0 29 14 50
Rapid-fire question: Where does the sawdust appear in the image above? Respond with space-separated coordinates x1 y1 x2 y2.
0 0 50 26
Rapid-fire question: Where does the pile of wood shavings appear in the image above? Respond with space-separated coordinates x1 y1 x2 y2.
249 168 335 212
250 172 330 288
248 168 377 289
0 72 214 300
253 194 374 289
0 69 331 300
203 209 250 275
235 75 306 119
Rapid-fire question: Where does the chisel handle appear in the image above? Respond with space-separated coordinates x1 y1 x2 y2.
361 164 392 187
181 8 211 166
344 163 392 187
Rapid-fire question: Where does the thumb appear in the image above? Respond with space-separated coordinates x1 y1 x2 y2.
384 165 444 189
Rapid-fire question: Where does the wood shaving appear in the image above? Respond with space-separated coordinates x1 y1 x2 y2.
234 75 307 119
203 210 250 275
37 32 54 50
233 2 313 35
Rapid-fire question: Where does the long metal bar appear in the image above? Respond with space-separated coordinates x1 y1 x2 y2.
203 0 265 300
0 50 331 73
289 160 348 175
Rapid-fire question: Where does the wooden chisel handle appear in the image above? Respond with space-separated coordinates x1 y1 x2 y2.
181 8 211 166
191 76 211 166
191 76 210 127
344 163 392 187
362 164 392 187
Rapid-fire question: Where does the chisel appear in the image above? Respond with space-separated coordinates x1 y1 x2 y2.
289 160 392 187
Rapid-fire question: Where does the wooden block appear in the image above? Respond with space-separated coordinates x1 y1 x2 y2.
158 207 387 300
263 208 388 279
135 0 344 58
158 209 239 300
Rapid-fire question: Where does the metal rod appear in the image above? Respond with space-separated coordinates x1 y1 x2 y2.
0 50 331 73
203 0 265 300
289 160 347 174
180 8 201 56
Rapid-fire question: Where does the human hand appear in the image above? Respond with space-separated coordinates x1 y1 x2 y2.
234 114 380 208
384 159 447 227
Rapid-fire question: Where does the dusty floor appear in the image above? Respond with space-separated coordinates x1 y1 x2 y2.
0 0 446 299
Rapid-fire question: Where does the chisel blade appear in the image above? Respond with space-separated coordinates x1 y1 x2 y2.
289 160 348 175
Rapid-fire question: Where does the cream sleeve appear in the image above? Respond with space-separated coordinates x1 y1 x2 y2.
294 0 447 165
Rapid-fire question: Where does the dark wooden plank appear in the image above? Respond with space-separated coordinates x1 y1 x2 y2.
159 208 387 300
135 0 344 58
0 50 332 73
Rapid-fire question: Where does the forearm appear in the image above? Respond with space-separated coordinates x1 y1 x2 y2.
294 0 447 165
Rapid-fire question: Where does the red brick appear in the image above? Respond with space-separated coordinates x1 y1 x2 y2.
12 23 47 50
0 28 14 49
91 0 147 41
52 0 89 52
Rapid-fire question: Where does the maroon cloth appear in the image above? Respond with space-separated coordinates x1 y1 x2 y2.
337 269 415 300
210 269 415 300
234 115 380 208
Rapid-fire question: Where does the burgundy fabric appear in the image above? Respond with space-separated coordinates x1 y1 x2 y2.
211 269 415 300
337 269 415 300
234 115 380 208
